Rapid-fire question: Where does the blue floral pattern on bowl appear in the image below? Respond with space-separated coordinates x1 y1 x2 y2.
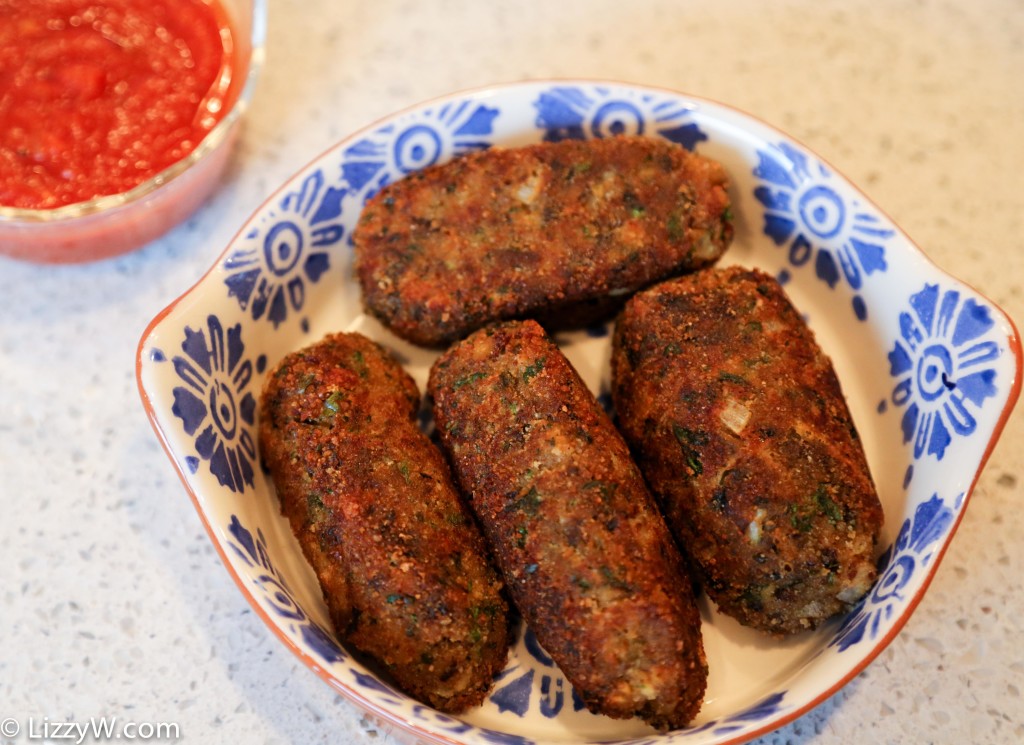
137 80 1020 745
222 170 341 330
227 514 347 663
752 141 894 321
533 85 707 149
165 314 263 493
340 99 500 203
885 283 1000 485
830 492 958 653
489 628 587 719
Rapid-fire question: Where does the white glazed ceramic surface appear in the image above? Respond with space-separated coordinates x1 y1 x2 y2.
137 81 1020 745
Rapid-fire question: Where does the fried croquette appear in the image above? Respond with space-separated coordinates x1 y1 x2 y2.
259 332 510 711
429 319 707 729
611 267 883 635
354 135 733 347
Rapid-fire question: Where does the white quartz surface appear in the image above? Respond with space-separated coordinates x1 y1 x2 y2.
2 1 1023 743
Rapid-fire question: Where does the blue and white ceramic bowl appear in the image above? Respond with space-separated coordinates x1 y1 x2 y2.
137 80 1021 745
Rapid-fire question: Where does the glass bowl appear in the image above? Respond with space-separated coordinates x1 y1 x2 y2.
0 0 267 264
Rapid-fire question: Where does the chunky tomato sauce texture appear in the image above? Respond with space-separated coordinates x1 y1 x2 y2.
0 0 234 209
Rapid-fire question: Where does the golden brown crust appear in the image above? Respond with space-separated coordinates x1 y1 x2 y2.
258 332 510 712
428 319 706 729
354 135 733 347
611 267 884 635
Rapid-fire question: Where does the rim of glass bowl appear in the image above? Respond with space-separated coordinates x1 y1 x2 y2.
0 0 268 224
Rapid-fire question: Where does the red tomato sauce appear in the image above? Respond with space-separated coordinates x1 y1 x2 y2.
0 0 236 210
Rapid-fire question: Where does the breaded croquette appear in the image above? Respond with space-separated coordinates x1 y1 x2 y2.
354 135 733 347
429 319 707 729
611 267 883 635
259 332 510 711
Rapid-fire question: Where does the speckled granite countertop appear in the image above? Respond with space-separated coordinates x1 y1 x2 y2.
2 1 1022 743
